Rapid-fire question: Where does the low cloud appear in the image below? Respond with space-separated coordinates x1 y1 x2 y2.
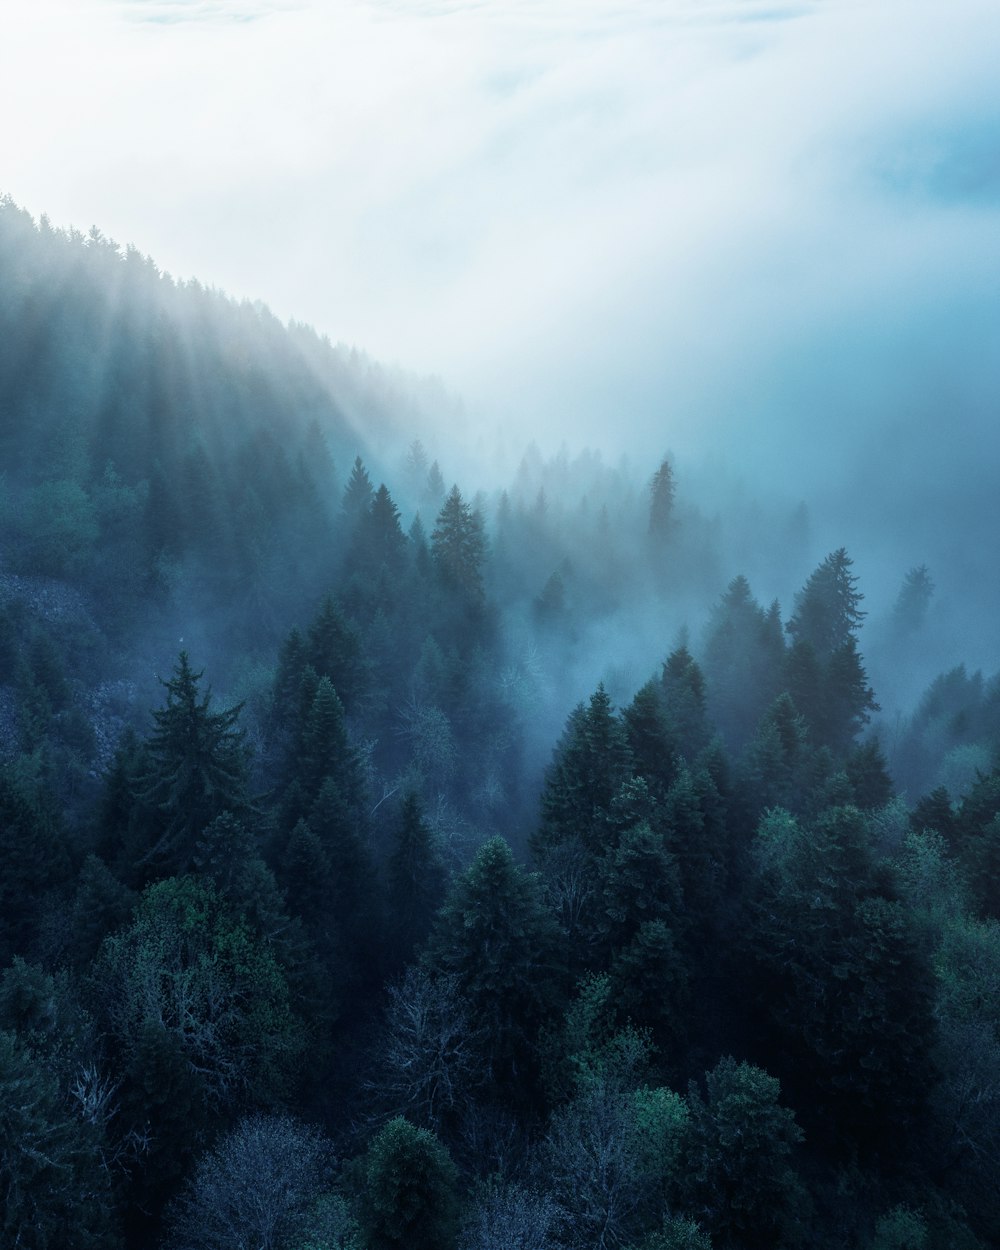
2 0 998 654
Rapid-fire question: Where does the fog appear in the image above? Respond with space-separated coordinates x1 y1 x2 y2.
3 0 998 700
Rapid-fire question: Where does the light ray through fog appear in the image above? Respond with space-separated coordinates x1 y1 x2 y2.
2 0 998 491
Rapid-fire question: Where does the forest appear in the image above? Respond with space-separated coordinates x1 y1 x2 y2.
1 195 999 1250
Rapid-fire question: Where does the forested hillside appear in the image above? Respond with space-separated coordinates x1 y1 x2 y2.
2 198 999 1250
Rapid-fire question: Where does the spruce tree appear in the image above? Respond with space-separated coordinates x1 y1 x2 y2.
425 837 563 1097
137 652 249 879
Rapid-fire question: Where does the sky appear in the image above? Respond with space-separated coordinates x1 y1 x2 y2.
3 0 999 505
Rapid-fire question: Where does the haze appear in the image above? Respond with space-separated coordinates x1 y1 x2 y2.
3 0 999 660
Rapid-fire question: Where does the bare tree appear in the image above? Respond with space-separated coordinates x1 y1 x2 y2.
167 1113 332 1250
370 966 483 1132
462 1178 558 1250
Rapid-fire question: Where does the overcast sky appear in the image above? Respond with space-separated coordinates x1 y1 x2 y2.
3 0 999 485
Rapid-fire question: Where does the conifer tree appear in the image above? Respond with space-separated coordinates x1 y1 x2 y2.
432 485 488 600
137 652 249 879
648 458 676 540
785 550 878 755
387 792 447 966
342 455 374 527
425 837 563 1096
661 647 710 760
536 685 634 858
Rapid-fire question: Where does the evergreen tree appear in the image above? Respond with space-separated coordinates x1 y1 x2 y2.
137 652 249 879
622 680 678 799
304 597 369 714
787 547 865 655
648 458 676 540
342 455 374 527
661 647 710 760
387 792 447 966
425 837 563 1097
890 564 934 636
0 767 70 963
785 550 878 755
683 1057 805 1250
703 576 786 751
536 685 634 858
432 484 488 600
0 1030 114 1250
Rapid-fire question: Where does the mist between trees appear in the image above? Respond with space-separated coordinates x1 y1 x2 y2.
1 197 999 1249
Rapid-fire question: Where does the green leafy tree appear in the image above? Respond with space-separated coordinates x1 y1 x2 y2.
95 875 301 1112
360 1117 460 1250
683 1057 805 1250
0 1029 114 1250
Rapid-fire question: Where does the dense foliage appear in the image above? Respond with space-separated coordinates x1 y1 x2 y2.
2 198 1000 1249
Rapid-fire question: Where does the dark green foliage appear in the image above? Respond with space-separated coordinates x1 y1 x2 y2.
684 1057 805 1249
386 792 447 965
136 652 249 880
784 550 878 755
787 547 866 655
0 766 71 963
304 598 370 715
703 576 786 752
750 807 935 1152
94 875 302 1112
740 693 812 815
360 1117 459 1250
661 646 710 759
846 738 894 809
623 680 679 798
536 685 634 857
432 484 487 600
0 1029 116 1250
3 197 997 1247
425 837 563 1096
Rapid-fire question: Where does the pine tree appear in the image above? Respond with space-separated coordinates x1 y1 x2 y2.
137 652 249 879
431 485 487 600
703 576 786 751
648 458 676 540
536 685 634 857
661 647 710 760
622 680 679 799
785 550 878 755
342 455 373 527
787 547 865 655
387 792 447 966
424 837 563 1096
304 598 369 714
